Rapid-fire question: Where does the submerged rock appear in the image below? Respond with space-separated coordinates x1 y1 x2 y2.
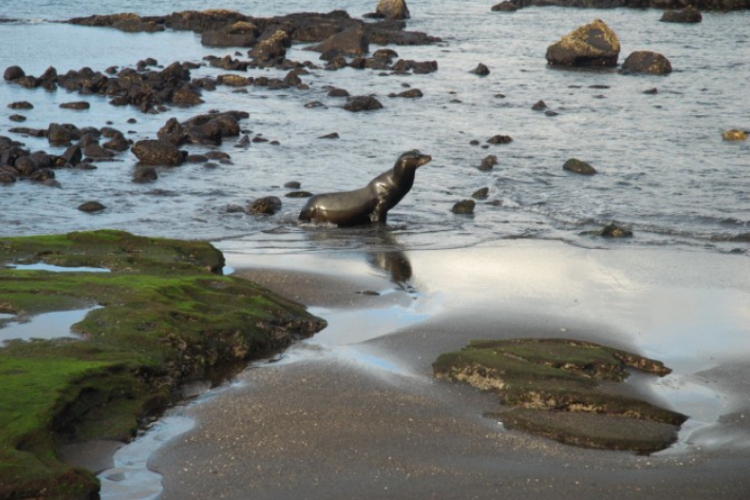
600 223 633 238
434 338 686 454
546 19 620 68
77 200 106 213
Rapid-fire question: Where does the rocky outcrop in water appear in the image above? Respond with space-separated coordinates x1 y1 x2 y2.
365 0 412 19
620 51 672 75
563 158 597 175
546 19 620 68
660 6 703 22
66 9 441 47
501 0 748 11
309 26 370 56
344 95 384 112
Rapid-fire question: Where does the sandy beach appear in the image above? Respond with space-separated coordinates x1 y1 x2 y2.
144 240 750 499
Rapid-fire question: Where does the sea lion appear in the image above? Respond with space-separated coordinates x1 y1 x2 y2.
298 150 431 226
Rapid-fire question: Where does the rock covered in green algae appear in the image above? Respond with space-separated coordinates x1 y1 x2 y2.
0 230 326 499
433 338 687 454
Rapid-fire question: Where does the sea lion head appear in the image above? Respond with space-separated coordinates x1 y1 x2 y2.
395 150 432 173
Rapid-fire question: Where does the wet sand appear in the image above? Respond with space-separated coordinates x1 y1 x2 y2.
150 241 750 499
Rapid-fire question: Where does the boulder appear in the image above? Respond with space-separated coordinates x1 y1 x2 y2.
3 65 25 81
78 201 106 213
478 155 498 171
133 166 158 183
375 0 411 20
451 199 476 215
546 19 620 68
470 63 490 76
563 158 597 175
131 139 185 166
309 26 369 57
59 101 91 110
660 7 702 23
249 29 290 62
472 187 490 200
620 51 672 75
491 2 519 11
344 95 383 112
487 135 512 145
247 196 282 215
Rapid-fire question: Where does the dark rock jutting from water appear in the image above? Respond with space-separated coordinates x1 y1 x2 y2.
660 6 703 23
546 19 620 68
620 51 673 76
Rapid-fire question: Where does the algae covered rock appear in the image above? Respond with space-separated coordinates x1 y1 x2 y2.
620 51 672 76
434 338 686 454
546 19 620 68
0 230 325 498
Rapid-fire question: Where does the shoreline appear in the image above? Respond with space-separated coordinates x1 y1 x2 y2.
137 239 750 499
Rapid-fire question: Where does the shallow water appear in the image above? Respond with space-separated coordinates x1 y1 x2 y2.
0 305 99 344
0 3 748 255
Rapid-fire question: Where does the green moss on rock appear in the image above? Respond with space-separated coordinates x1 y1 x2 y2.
434 338 686 454
0 230 326 499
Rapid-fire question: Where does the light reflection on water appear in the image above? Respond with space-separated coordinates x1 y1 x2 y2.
0 306 99 344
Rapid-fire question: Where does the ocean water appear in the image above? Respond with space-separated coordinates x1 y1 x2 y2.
0 1 748 256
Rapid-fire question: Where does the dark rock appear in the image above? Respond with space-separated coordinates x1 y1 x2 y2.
471 63 490 76
60 101 90 110
249 29 290 62
132 139 185 166
643 87 658 95
472 187 490 200
103 134 131 152
305 101 326 109
373 48 398 60
327 88 350 97
546 19 620 68
0 171 16 184
660 7 702 23
204 151 232 161
158 118 188 146
374 0 411 20
14 156 38 177
563 158 597 175
491 1 519 11
9 114 26 122
532 100 547 111
78 201 106 213
83 143 116 159
172 85 204 106
478 155 498 171
620 51 672 76
235 135 251 148
29 168 55 182
185 154 209 163
319 132 340 139
601 223 633 238
133 166 158 183
545 110 559 117
309 26 369 57
284 181 301 189
3 65 25 81
285 191 314 198
47 123 78 145
247 196 282 215
451 199 476 215
201 23 257 48
344 95 383 112
487 135 512 145
389 88 423 98
61 145 83 166
8 101 33 110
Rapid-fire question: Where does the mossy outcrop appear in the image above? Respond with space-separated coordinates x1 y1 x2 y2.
0 230 325 499
434 339 686 454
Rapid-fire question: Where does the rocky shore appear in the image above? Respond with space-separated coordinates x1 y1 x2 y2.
0 230 325 499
